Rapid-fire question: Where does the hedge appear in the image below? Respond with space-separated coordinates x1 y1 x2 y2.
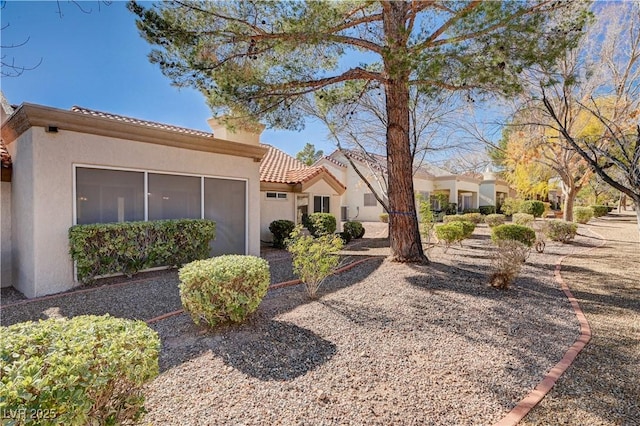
0 315 159 426
269 219 296 249
306 213 337 237
479 205 496 215
179 255 270 327
573 206 594 224
69 219 216 284
590 205 609 218
491 224 536 247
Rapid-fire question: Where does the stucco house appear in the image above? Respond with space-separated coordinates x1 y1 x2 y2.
479 167 516 212
259 144 346 242
315 149 486 221
0 102 267 298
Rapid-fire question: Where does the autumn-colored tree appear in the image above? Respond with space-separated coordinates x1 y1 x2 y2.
130 0 589 262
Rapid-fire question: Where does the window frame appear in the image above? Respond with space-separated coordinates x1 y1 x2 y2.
363 192 377 207
265 191 288 200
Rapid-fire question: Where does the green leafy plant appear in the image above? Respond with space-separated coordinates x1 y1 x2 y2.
287 226 344 299
0 315 159 426
418 198 435 244
269 219 296 249
489 240 530 289
573 206 594 224
442 214 464 223
306 213 337 237
485 213 506 227
590 205 609 218
479 205 497 215
491 224 536 247
379 213 389 223
545 220 578 243
512 213 535 227
69 219 216 283
462 208 480 214
519 200 546 218
461 212 483 224
343 221 365 239
179 255 270 327
444 202 458 215
434 221 474 252
500 198 523 216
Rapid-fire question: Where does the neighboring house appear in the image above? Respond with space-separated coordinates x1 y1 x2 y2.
259 144 345 242
0 102 267 298
479 167 516 212
316 149 487 221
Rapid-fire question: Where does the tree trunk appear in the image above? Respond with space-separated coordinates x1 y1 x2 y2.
562 184 577 222
382 2 427 263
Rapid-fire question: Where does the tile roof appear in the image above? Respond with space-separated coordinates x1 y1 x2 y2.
0 140 10 168
316 155 347 168
260 144 345 189
71 106 214 138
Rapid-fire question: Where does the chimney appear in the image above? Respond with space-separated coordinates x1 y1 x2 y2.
207 116 265 146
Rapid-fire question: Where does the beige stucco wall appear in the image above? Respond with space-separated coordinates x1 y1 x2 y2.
260 191 295 242
1 181 12 288
11 127 261 297
305 179 343 232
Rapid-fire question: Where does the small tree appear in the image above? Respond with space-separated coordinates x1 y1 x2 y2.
418 194 435 245
296 143 324 166
287 226 343 299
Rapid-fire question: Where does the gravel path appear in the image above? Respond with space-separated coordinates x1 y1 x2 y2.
2 218 632 425
521 212 640 425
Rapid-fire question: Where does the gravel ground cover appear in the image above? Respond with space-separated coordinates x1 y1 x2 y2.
143 224 591 425
521 212 640 425
2 218 632 425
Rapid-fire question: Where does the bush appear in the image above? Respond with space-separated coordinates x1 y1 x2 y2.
379 213 389 223
179 255 270 327
545 220 578 243
287 226 344 299
512 212 535 227
305 213 337 237
462 208 480 214
69 219 216 284
444 202 458 215
338 231 352 244
489 240 530 290
519 200 545 218
574 206 594 224
343 221 365 239
485 213 506 227
0 315 159 426
461 212 483 224
501 198 522 216
269 219 296 249
479 205 497 215
435 221 475 251
491 224 536 247
590 205 609 218
443 214 465 223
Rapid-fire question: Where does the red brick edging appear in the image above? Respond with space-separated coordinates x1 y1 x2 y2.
494 227 606 426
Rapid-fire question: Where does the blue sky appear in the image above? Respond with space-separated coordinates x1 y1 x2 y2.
0 1 336 157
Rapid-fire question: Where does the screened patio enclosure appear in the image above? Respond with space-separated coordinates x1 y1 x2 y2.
76 166 247 256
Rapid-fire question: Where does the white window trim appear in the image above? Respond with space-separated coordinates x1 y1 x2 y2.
72 163 249 255
265 191 288 200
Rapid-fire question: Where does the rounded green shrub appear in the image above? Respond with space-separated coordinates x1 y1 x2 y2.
500 198 523 216
0 315 159 426
462 208 481 214
519 200 545 218
485 213 506 227
379 213 389 223
479 205 497 215
512 213 535 227
461 212 483 224
443 214 467 223
306 213 337 237
435 222 465 246
179 255 270 327
573 206 594 224
545 220 578 243
269 219 295 249
590 205 609 218
491 224 536 247
338 231 352 244
343 221 365 239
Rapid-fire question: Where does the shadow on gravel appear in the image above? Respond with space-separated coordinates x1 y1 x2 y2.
209 320 337 381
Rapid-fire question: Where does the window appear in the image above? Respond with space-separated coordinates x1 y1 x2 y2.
76 168 144 224
75 166 248 256
313 196 330 213
148 173 201 220
364 192 377 207
266 192 288 200
205 178 246 255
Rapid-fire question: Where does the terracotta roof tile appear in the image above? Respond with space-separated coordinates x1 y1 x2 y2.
315 155 347 168
1 140 10 168
260 144 345 190
71 106 214 138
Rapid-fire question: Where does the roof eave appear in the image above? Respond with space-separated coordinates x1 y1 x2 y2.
1 103 267 161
